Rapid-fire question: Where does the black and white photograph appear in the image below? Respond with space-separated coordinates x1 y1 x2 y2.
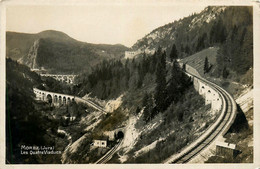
0 0 258 167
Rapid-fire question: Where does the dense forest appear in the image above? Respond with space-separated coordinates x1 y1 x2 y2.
6 59 87 163
6 59 55 163
75 47 191 122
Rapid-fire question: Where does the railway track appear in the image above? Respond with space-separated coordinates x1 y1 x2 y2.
95 139 123 164
164 72 237 164
35 67 237 164
75 96 105 112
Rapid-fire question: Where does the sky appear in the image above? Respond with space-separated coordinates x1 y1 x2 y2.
6 4 207 47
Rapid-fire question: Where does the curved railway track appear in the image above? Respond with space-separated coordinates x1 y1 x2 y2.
34 68 237 164
95 139 123 164
164 72 237 163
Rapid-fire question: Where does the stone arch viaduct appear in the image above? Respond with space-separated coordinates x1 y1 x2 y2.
33 88 75 107
163 62 237 163
33 88 104 112
183 63 222 112
40 74 76 84
192 75 222 112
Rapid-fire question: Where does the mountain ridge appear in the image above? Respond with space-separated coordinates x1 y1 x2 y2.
131 6 253 78
131 6 227 54
7 30 129 74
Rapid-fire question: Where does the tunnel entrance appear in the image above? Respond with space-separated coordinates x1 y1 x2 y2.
117 131 124 139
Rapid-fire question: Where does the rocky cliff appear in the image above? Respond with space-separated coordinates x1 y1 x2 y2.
18 39 40 69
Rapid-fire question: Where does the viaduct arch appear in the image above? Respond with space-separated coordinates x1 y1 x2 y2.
40 74 76 84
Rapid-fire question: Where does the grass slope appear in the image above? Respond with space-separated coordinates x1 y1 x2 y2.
181 47 218 76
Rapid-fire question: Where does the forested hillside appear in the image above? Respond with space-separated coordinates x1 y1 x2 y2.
72 47 214 163
76 47 192 119
6 59 92 164
132 6 253 80
6 59 55 163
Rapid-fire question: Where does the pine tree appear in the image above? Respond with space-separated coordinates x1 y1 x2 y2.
223 66 229 78
143 93 153 123
204 56 209 74
155 49 167 112
196 33 207 52
166 63 179 105
170 44 178 61
142 92 149 107
185 45 190 55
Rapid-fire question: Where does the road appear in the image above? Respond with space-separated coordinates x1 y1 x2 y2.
164 71 237 163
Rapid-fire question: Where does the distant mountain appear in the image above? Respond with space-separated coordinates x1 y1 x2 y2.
6 30 129 73
132 6 253 77
6 30 76 60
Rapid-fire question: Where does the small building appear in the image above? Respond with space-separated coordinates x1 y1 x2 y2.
125 50 142 59
216 141 238 158
93 137 108 148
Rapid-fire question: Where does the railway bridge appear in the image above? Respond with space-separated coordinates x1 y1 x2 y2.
40 74 76 84
33 88 75 106
33 88 105 112
163 63 237 163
